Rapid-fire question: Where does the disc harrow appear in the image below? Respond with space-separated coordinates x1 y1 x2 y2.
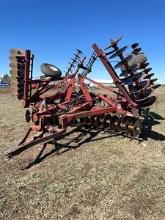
6 37 160 159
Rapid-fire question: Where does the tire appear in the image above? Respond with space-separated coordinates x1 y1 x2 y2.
121 53 147 72
128 53 147 68
40 63 62 79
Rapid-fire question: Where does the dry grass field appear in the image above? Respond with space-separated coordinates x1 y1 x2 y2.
0 87 165 220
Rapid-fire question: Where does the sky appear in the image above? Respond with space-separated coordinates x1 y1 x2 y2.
0 0 165 83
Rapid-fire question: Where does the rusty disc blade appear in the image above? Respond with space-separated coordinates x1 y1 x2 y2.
9 54 25 61
122 76 133 85
131 119 142 137
9 48 25 55
136 96 156 109
131 43 139 49
140 62 149 69
119 70 129 77
130 80 149 93
114 55 132 69
9 62 18 68
144 67 152 73
11 81 24 90
150 78 158 85
133 71 144 80
10 69 18 76
9 56 17 61
143 73 155 79
121 63 139 73
132 47 141 54
123 76 134 85
109 46 128 59
151 84 161 89
120 64 138 76
104 36 123 50
105 49 116 56
132 88 152 101
103 114 112 127
122 71 144 85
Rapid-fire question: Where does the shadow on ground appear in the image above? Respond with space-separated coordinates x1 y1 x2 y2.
140 112 165 141
22 111 165 169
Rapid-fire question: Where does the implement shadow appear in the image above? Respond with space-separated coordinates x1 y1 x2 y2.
23 112 165 169
23 127 120 169
140 112 165 141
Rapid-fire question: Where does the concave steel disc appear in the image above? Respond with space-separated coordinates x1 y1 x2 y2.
121 72 144 85
140 62 149 69
103 114 112 127
151 84 161 89
10 69 18 76
9 48 25 54
144 67 152 73
131 43 139 49
114 55 132 69
136 96 156 109
143 73 154 79
9 55 25 61
122 76 133 85
105 49 116 56
130 80 149 94
133 71 144 81
132 88 152 101
131 119 142 137
104 36 123 50
119 64 138 77
109 46 128 59
119 70 129 77
132 47 142 54
150 78 158 84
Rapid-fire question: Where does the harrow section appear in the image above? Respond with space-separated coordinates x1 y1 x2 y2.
6 37 160 159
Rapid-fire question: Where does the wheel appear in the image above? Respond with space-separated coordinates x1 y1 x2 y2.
121 53 147 72
40 63 62 79
127 53 147 68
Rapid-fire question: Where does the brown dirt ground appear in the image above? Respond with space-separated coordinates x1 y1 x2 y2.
0 87 165 220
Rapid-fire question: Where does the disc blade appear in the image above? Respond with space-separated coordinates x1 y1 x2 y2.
119 70 129 77
9 55 25 61
133 71 144 81
151 84 161 89
122 76 133 85
109 46 128 59
121 71 144 85
120 64 138 76
76 49 83 54
114 55 132 69
150 78 158 84
132 88 152 101
132 47 142 54
137 96 156 109
130 80 149 93
9 48 25 54
144 67 152 73
131 43 139 49
104 36 123 50
105 49 116 56
143 73 154 79
10 69 17 76
140 62 149 69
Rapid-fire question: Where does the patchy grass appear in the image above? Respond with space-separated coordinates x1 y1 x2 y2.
0 87 165 220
